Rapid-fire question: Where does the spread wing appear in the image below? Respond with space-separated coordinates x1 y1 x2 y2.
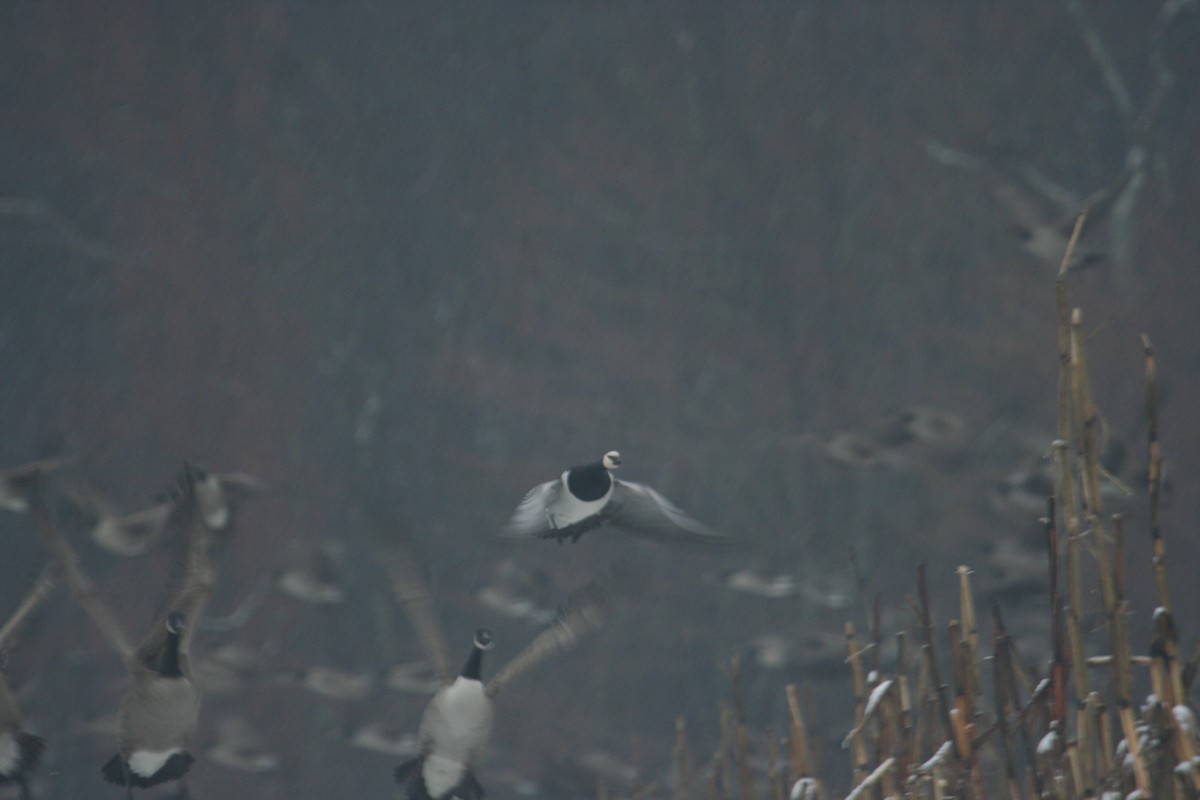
500 480 562 539
607 480 729 545
485 560 630 698
380 538 453 684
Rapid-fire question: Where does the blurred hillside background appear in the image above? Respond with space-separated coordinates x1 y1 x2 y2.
1 3 1199 798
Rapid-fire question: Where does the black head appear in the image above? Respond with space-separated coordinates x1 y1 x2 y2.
460 629 493 681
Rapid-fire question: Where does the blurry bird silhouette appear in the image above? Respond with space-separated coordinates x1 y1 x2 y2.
275 539 347 605
190 468 261 532
57 480 174 556
0 456 76 514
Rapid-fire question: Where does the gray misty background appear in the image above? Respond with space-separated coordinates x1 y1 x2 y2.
1 4 1199 799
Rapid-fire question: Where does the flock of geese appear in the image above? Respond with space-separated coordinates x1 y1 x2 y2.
0 450 729 799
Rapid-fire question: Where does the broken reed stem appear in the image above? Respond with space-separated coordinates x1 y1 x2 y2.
785 684 813 781
845 622 871 791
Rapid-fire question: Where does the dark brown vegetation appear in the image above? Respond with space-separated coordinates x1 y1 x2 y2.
665 233 1196 800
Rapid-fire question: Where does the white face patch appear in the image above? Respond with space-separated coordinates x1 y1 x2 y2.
128 747 183 777
0 732 19 774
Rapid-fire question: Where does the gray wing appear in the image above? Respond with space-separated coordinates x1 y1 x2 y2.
607 480 729 545
501 480 562 539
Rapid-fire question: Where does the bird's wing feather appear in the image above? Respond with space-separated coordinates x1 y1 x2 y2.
485 560 629 697
607 480 728 545
380 539 454 684
501 480 562 539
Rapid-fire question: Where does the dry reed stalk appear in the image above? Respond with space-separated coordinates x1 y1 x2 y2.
675 716 691 800
916 646 934 760
995 604 1044 798
990 603 1023 800
1043 497 1069 731
957 566 982 702
735 723 757 800
1105 509 1151 795
896 631 916 780
0 565 55 652
766 730 784 800
785 684 813 782
917 564 954 752
731 654 747 726
1092 693 1113 782
1141 334 1170 613
1068 310 1122 800
845 622 871 791
958 596 986 798
718 702 734 800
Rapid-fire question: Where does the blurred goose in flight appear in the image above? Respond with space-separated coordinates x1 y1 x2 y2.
0 456 76 513
32 466 217 797
191 468 261 532
57 480 174 556
503 451 726 545
0 570 55 800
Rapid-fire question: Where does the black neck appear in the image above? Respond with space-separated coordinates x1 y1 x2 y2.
158 629 184 678
460 644 486 681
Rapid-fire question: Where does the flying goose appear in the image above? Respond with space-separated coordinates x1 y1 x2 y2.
379 528 625 799
0 456 76 514
190 468 261 532
32 466 217 797
0 570 55 800
503 451 726 545
56 480 175 557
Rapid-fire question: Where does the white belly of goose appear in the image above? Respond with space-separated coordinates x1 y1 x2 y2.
128 747 184 778
421 677 493 797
